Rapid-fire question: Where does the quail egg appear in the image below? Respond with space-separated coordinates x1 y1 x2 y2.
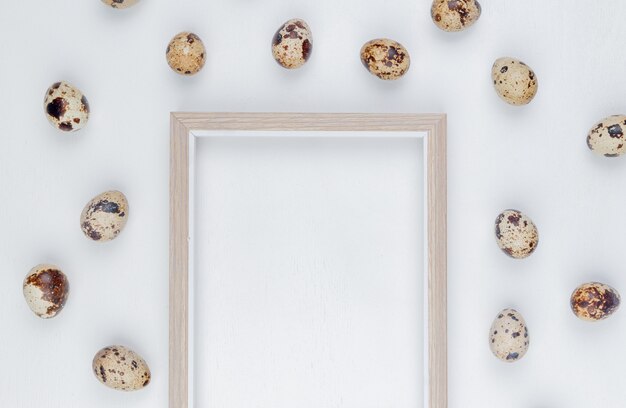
360 38 410 80
495 209 539 259
431 0 481 32
166 32 206 75
44 81 90 132
23 264 69 319
272 18 313 69
491 57 538 105
489 308 529 363
101 0 139 8
571 282 620 321
80 190 128 242
587 115 626 157
92 345 151 391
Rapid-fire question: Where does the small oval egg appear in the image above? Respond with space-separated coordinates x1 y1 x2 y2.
80 190 129 242
491 57 538 105
431 0 481 32
489 308 529 363
272 19 313 69
101 0 139 8
43 81 90 132
360 38 410 80
571 282 620 321
495 209 539 259
92 345 151 391
587 115 626 157
166 32 206 75
23 264 69 319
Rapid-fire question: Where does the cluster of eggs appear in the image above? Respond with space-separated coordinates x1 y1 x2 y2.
489 209 621 363
40 6 140 376
163 18 413 81
488 56 624 157
432 0 624 160
23 190 129 316
23 190 128 316
102 0 625 160
47 1 482 116
23 190 149 391
35 0 625 394
429 0 626 365
29 1 157 394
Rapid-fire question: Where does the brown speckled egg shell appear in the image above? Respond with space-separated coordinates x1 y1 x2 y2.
571 282 620 321
360 38 410 80
489 308 529 362
23 264 69 319
587 115 626 157
431 0 481 32
166 32 206 75
495 209 538 259
92 345 151 391
272 18 313 69
101 0 139 8
44 81 90 132
491 57 538 105
80 190 128 242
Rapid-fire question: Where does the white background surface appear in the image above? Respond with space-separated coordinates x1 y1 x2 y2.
1 0 626 407
195 136 424 408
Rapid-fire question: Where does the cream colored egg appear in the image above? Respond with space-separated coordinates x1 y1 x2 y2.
489 308 529 362
101 0 139 8
80 190 128 242
491 57 538 105
495 209 538 259
360 38 410 80
431 0 481 32
43 81 90 132
23 264 69 319
571 282 620 321
587 115 626 157
166 32 206 75
92 345 151 391
272 19 313 69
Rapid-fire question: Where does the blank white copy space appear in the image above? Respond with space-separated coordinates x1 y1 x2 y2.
194 136 425 408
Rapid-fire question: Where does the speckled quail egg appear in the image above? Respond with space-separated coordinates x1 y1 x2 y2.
272 19 313 69
431 0 481 32
491 57 538 105
360 39 410 80
166 32 206 75
101 0 139 8
43 81 90 132
23 264 69 319
92 345 151 391
489 308 529 363
587 115 626 157
80 190 128 242
571 282 620 321
495 209 538 259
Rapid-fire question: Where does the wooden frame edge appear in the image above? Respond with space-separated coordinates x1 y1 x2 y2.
426 115 447 408
170 113 190 408
170 113 447 408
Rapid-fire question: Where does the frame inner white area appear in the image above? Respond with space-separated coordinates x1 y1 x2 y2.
191 131 427 408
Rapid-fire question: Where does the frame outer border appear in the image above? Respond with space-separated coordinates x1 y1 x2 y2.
170 114 190 408
169 113 447 408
